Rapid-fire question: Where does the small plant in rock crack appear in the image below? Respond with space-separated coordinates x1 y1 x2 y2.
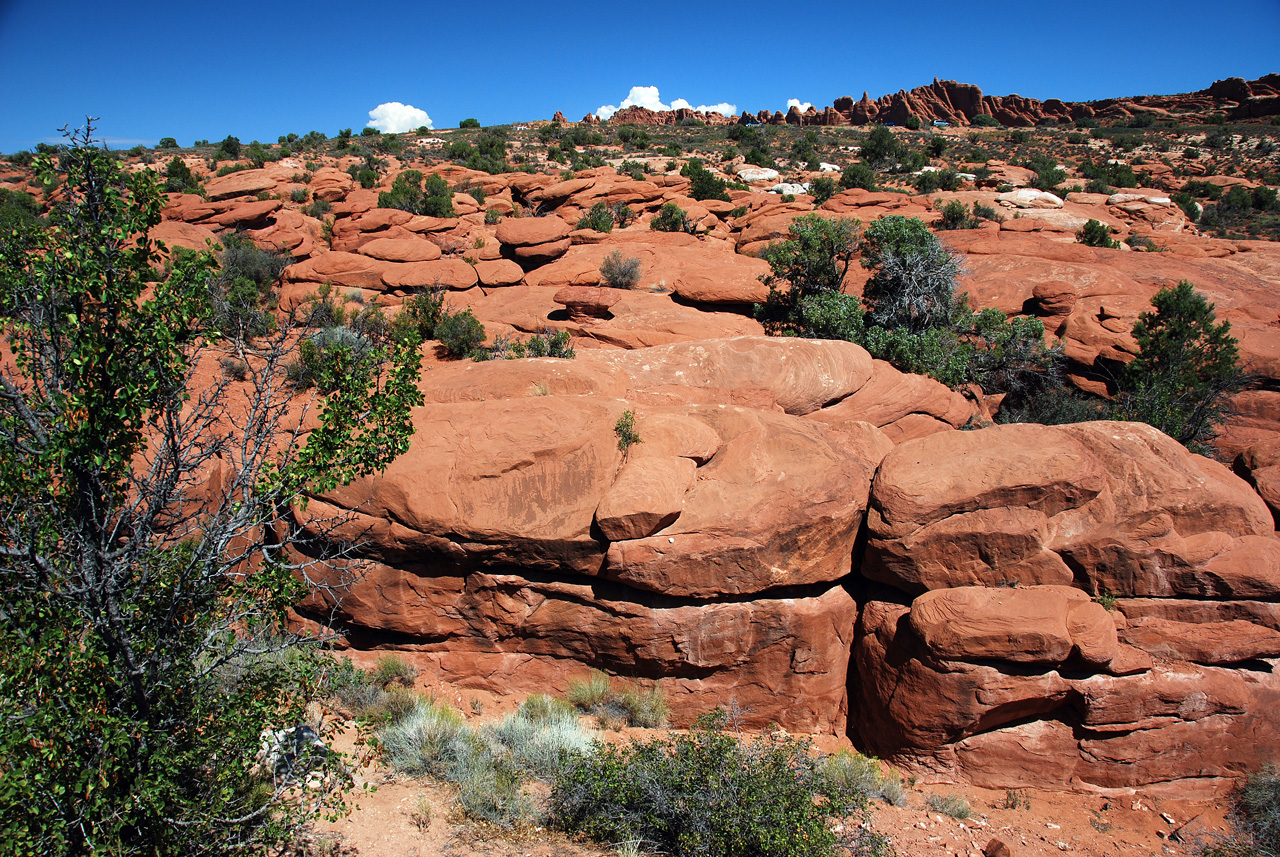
614 410 641 453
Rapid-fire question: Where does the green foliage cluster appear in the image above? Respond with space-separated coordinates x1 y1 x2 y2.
0 188 42 233
859 125 905 169
1076 218 1120 248
1080 159 1141 191
576 201 615 232
615 409 641 452
617 125 651 151
840 162 878 191
208 233 290 340
380 694 593 828
936 199 982 230
809 175 837 205
756 214 1054 394
482 328 576 361
681 158 731 202
162 155 200 194
378 170 455 217
548 711 892 857
459 117 481 129
650 201 694 233
1113 280 1242 454
0 126 424 856
445 129 509 173
913 167 962 193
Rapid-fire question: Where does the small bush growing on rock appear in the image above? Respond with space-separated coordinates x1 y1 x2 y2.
681 158 731 202
434 308 486 358
162 155 200 194
390 288 447 343
484 208 503 225
576 202 614 233
809 175 837 205
650 201 692 233
936 199 981 230
1113 279 1243 454
612 202 636 227
614 411 641 454
599 249 642 289
913 168 961 193
839 162 878 191
304 198 332 219
1076 218 1120 248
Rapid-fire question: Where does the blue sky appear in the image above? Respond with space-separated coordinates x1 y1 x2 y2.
1 0 1277 153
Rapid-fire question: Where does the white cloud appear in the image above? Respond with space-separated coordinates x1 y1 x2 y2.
697 102 738 117
787 98 814 113
367 102 433 133
597 86 735 120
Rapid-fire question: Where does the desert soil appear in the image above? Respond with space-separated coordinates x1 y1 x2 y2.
312 679 1235 857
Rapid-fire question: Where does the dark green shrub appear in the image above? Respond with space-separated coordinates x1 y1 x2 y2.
1076 218 1120 248
859 125 904 168
0 188 42 232
913 168 961 193
650 202 692 233
304 199 332 219
484 208 503 225
971 114 1000 127
156 137 178 149
355 168 378 189
839 162 877 191
1182 179 1223 199
214 134 241 160
378 170 454 217
809 176 837 205
937 200 980 230
576 202 614 233
612 202 635 227
904 115 922 131
548 714 879 857
617 125 651 151
744 145 774 168
1114 280 1242 454
681 158 731 202
599 249 642 289
289 325 375 391
390 288 447 342
207 234 290 341
927 136 949 157
435 308 486 357
459 117 481 129
290 187 308 204
162 156 200 194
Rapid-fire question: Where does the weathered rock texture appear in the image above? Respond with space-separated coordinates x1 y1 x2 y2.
854 422 1280 795
296 339 887 733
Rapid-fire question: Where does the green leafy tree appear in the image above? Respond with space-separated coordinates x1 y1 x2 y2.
1114 280 1243 454
0 125 424 856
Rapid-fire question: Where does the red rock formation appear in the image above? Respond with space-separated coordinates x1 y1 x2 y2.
565 75 1280 127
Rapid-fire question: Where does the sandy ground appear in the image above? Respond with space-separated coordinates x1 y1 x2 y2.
310 681 1236 857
